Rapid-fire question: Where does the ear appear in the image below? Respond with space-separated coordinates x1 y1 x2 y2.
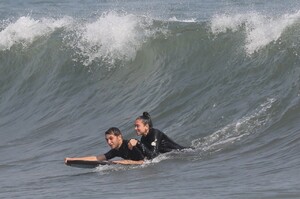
117 135 123 141
145 124 150 131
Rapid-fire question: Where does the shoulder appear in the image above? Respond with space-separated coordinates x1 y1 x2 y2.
151 128 164 135
104 148 117 159
150 128 159 133
148 128 164 140
120 140 129 149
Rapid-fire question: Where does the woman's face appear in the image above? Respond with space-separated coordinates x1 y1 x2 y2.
105 134 122 149
135 119 149 136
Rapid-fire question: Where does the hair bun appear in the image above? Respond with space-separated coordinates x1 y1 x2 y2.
143 112 151 118
137 112 153 128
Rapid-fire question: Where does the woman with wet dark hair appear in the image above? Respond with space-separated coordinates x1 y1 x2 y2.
129 112 186 159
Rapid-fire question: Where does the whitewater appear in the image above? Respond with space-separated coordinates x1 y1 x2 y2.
1 1 300 198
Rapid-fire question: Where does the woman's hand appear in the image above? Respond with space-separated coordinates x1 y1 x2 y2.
128 139 138 150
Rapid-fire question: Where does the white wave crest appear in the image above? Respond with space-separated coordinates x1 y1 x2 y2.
66 11 159 67
168 16 196 23
210 11 300 54
0 16 73 50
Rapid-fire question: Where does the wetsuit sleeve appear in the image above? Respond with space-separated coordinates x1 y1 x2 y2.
104 149 116 160
135 142 155 159
131 146 145 160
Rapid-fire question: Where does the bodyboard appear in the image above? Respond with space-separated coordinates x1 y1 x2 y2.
66 160 112 168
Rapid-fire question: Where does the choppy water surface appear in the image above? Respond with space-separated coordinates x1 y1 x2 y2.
1 1 300 198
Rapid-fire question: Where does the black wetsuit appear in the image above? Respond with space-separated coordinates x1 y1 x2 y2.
104 139 145 161
136 128 186 159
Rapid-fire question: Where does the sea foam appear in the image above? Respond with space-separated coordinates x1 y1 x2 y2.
0 16 72 50
210 11 300 54
66 11 158 67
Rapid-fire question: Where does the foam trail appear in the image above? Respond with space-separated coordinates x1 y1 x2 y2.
192 98 276 151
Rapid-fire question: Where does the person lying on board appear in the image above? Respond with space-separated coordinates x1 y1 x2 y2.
128 112 187 160
64 127 145 165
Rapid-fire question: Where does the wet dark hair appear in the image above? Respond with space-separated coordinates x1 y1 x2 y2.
105 127 122 137
136 112 153 128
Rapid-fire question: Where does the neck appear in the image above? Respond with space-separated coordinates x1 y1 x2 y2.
116 139 123 149
143 128 150 136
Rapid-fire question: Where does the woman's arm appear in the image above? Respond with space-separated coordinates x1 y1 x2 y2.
128 139 156 159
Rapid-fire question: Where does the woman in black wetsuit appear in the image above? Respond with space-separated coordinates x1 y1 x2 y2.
128 112 186 159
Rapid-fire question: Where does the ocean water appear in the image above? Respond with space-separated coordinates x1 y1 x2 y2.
1 0 300 198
